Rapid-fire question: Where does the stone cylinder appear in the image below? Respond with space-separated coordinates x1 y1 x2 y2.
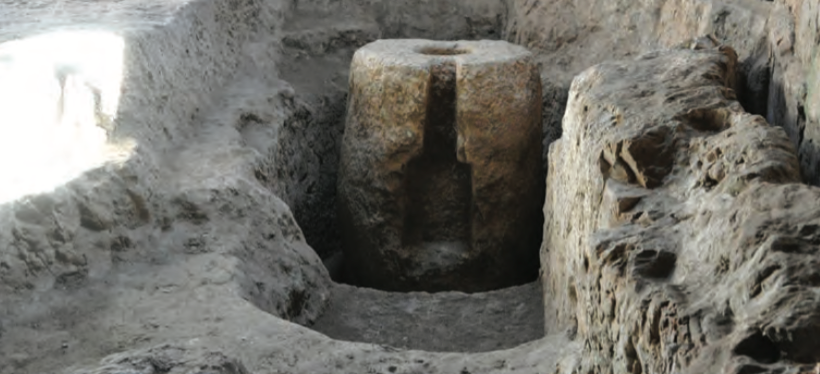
338 39 542 292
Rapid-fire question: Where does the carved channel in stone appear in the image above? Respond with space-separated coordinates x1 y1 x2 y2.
339 39 542 292
402 61 473 255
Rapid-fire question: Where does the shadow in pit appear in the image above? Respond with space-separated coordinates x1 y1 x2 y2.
766 57 820 186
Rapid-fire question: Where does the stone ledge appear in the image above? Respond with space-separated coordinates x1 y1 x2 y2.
545 45 814 374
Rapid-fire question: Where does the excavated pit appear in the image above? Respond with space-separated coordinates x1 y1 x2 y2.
1 0 820 373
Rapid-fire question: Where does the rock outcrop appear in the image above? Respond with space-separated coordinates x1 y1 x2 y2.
545 45 819 374
3 0 820 373
506 0 820 191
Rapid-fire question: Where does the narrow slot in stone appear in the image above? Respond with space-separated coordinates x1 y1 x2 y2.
402 60 473 251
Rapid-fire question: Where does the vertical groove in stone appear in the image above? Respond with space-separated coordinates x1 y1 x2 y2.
402 60 473 249
339 40 542 291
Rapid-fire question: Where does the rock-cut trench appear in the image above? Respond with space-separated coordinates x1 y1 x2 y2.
2 0 820 373
279 16 548 353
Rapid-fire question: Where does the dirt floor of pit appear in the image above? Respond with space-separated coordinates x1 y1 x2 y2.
310 282 544 352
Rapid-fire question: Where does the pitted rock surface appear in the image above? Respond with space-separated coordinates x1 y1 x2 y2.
544 46 819 374
3 0 820 373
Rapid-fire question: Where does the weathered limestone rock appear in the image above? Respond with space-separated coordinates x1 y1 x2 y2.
506 0 820 189
545 45 820 374
338 39 542 292
8 0 820 372
769 0 820 186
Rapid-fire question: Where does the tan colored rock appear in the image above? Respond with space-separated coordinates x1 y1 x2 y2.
338 39 542 292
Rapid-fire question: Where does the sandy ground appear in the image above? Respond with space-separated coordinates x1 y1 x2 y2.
312 282 544 352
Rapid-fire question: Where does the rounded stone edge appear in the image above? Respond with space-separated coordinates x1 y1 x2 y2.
355 39 534 67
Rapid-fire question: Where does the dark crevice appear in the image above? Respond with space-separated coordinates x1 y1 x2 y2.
737 52 770 117
733 331 780 364
402 61 473 249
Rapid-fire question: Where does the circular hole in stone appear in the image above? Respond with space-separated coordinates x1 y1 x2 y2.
417 46 471 56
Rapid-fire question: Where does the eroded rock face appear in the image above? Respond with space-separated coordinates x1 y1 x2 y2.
768 0 820 186
6 0 820 372
545 45 820 374
506 0 820 192
338 39 542 292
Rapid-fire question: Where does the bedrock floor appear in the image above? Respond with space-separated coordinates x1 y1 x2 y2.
310 282 544 352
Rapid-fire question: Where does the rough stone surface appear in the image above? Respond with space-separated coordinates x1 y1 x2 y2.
338 39 542 292
544 46 820 374
505 0 820 189
766 0 820 184
3 0 820 373
277 0 510 259
0 1 559 374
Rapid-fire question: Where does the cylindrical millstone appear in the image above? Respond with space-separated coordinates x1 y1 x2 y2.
338 39 542 292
